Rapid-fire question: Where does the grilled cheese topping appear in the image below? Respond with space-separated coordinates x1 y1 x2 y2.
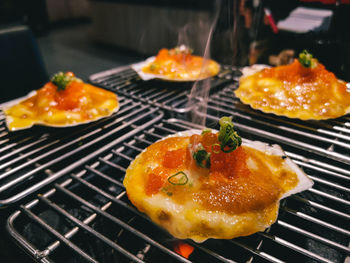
4 73 119 131
142 46 220 81
124 130 313 242
236 59 350 120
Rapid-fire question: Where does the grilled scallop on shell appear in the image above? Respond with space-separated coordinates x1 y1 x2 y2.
123 129 313 242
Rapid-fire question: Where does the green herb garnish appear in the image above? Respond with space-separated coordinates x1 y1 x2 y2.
51 72 78 91
168 171 189 185
218 116 242 153
150 63 157 71
201 128 212 135
193 148 211 168
298 50 317 68
211 143 221 154
161 187 173 196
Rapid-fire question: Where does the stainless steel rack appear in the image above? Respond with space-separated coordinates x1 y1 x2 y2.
0 97 163 206
7 117 350 263
89 64 239 113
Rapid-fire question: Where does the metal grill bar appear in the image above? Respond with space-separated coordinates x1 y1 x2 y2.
257 232 333 263
19 205 98 263
37 195 145 263
5 62 350 263
54 184 191 263
229 239 283 263
281 206 350 236
0 97 163 206
89 65 237 113
202 108 350 164
277 219 349 253
7 117 350 263
291 195 350 219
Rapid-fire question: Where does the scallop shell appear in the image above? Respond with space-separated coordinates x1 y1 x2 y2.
131 56 220 82
1 90 119 131
236 64 350 120
124 129 314 242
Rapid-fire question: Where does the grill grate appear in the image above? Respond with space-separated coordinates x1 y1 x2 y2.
0 97 163 206
7 118 350 263
89 64 240 113
205 83 350 165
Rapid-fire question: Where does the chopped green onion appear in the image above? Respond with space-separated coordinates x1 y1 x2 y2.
168 171 189 185
161 187 173 196
193 149 211 168
298 50 317 68
150 63 157 71
51 72 78 91
218 116 242 153
201 128 212 135
211 143 221 154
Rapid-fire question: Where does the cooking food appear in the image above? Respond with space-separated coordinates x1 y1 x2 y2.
235 50 350 120
139 45 220 81
3 72 119 131
124 117 313 242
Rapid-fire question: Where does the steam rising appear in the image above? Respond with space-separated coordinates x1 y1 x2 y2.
187 0 222 126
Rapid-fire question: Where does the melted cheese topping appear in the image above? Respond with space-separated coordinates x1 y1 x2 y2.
124 130 313 242
235 59 350 120
142 48 220 81
4 81 119 131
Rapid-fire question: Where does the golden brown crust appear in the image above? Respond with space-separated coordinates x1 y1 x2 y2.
236 60 350 120
140 47 220 81
124 130 313 242
3 81 119 131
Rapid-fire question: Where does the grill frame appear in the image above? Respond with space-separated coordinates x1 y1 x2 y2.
4 65 350 262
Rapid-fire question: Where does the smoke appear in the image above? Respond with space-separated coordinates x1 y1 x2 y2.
187 0 222 126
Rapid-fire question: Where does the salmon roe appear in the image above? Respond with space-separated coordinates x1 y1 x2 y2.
145 167 168 195
145 132 250 196
155 48 192 64
163 148 187 169
260 59 347 93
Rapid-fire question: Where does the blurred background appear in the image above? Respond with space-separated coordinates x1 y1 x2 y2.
1 0 350 81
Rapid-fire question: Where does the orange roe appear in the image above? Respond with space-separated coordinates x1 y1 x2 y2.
154 48 192 64
145 167 168 195
210 146 250 179
260 59 347 93
56 82 86 110
163 148 187 169
145 132 250 196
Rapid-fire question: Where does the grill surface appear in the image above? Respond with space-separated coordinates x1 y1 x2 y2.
6 66 350 263
0 97 163 206
89 64 240 113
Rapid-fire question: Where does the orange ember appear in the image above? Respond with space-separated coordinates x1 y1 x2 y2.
173 242 194 259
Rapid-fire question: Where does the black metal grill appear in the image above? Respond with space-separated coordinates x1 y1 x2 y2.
5 65 350 263
0 97 162 207
89 64 240 113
